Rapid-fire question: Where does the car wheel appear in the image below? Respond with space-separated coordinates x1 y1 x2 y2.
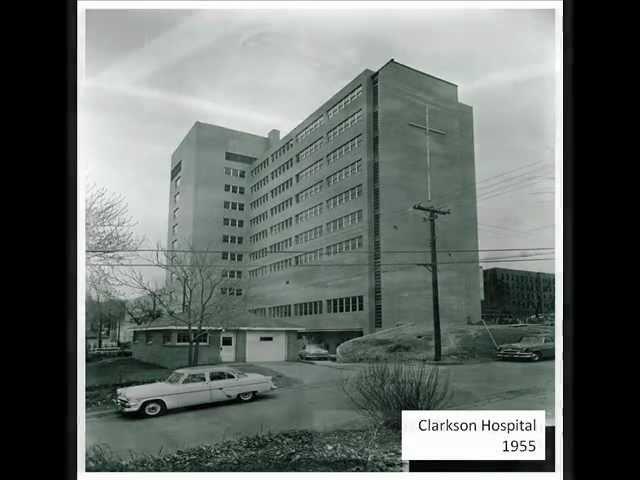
238 391 255 402
141 400 166 418
531 352 542 362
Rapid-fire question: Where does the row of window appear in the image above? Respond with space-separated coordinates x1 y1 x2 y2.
327 135 363 165
220 287 243 296
249 229 268 244
326 295 364 313
224 200 245 211
327 184 363 209
271 157 294 181
246 236 364 278
327 110 363 142
269 304 292 318
326 209 363 234
224 184 245 195
250 192 269 210
270 257 294 273
247 295 364 319
222 269 243 279
270 217 293 236
295 203 323 225
294 300 323 316
295 248 323 265
246 86 362 194
270 197 293 217
221 252 243 262
296 158 324 183
296 180 323 203
296 115 326 143
250 176 269 194
297 138 324 163
222 234 244 245
224 167 246 178
269 237 293 253
327 85 363 119
249 211 268 227
270 177 293 199
294 225 323 245
326 235 364 256
249 247 268 261
327 159 362 186
251 157 270 178
223 217 244 228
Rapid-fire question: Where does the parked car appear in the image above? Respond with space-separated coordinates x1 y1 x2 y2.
299 344 330 361
114 366 277 418
496 335 555 361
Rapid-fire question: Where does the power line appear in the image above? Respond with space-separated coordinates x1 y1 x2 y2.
88 257 554 268
87 247 553 255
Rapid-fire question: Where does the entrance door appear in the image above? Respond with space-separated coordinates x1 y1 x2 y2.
220 333 236 362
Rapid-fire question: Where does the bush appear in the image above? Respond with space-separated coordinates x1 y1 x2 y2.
343 362 452 431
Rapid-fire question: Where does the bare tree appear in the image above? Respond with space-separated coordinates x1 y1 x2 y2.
85 183 142 348
119 242 247 366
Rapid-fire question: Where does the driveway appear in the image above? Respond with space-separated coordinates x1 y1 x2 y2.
85 360 555 457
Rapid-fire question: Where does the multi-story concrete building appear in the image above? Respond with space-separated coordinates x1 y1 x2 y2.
166 59 481 354
481 267 555 322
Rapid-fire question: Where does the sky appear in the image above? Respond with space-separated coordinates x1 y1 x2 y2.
79 5 559 282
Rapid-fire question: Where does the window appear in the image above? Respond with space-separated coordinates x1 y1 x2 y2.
221 336 233 346
173 207 180 219
172 224 179 235
145 332 153 344
174 192 180 204
327 110 363 142
133 331 140 344
296 181 323 203
210 371 226 381
327 85 363 118
184 373 206 384
327 135 363 165
174 176 182 189
177 332 191 344
162 332 172 345
260 336 274 342
225 184 231 192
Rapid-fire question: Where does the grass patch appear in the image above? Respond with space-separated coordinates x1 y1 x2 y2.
86 428 402 472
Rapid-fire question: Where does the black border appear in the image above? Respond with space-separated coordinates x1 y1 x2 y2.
66 0 78 478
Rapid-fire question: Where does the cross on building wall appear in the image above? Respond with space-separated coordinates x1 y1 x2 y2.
409 104 447 202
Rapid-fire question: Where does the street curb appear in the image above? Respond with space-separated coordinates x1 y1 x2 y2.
86 408 118 418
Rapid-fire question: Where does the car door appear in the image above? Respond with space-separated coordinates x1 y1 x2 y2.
542 336 555 358
209 371 238 402
177 372 212 407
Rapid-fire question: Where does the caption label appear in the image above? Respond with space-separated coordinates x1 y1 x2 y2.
401 410 545 461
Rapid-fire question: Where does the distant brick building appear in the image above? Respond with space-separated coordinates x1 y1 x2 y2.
481 267 555 322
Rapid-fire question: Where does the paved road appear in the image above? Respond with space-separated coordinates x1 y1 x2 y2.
85 360 554 456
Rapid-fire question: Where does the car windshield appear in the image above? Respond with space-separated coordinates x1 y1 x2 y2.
519 336 542 344
306 345 325 351
226 368 247 377
166 372 185 384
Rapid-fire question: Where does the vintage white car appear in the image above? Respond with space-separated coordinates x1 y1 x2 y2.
115 366 277 417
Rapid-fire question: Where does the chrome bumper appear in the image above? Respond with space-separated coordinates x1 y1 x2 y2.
497 351 536 359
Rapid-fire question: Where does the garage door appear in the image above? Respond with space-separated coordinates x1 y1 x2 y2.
246 331 286 362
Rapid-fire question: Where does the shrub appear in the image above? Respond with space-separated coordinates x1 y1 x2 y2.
343 362 452 431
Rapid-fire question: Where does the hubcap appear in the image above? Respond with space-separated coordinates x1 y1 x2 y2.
145 403 161 415
240 392 252 400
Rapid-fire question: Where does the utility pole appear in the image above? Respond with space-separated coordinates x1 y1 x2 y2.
412 202 450 361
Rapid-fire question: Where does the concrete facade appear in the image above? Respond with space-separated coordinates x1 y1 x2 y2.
167 59 482 350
